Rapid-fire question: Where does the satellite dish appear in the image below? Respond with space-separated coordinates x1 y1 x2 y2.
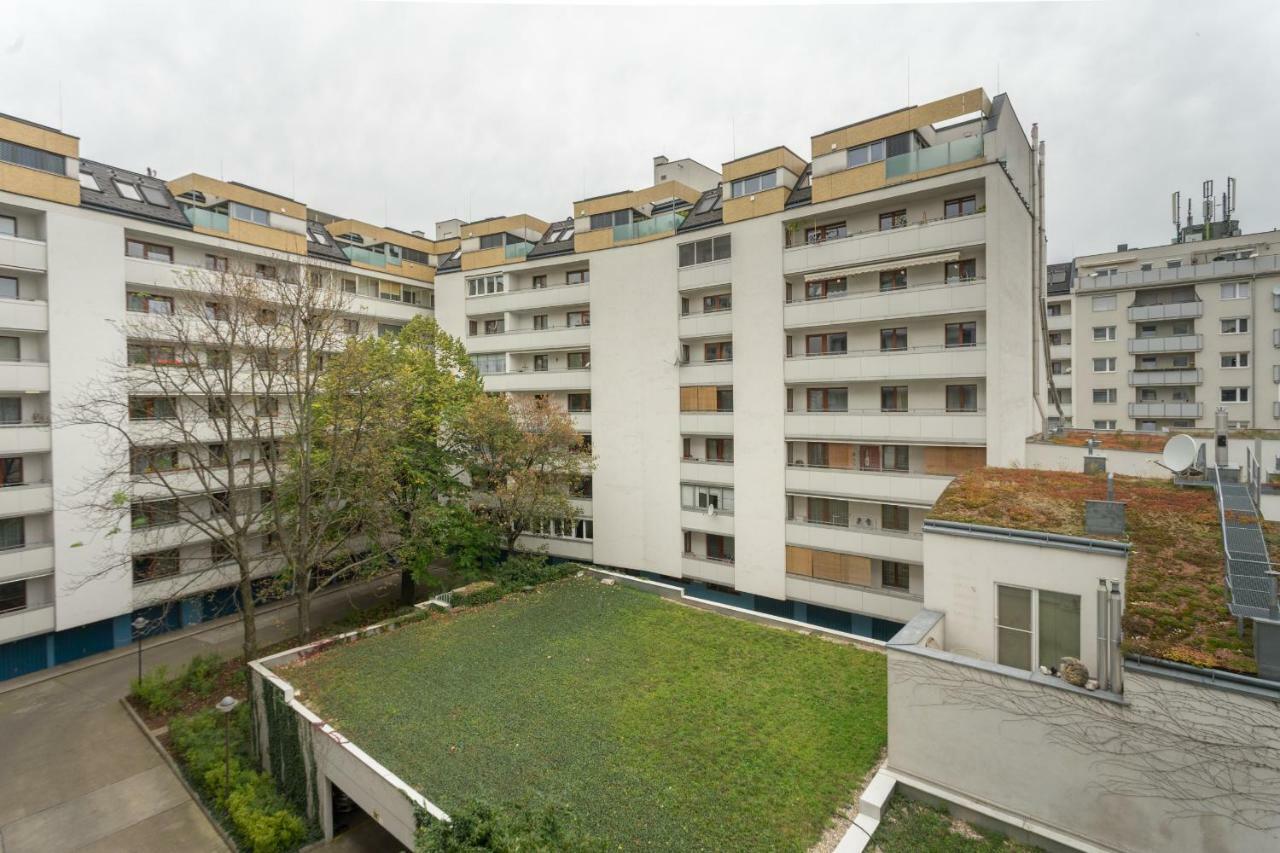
1160 434 1198 474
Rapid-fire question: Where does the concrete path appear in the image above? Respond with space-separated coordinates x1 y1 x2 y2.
0 575 406 853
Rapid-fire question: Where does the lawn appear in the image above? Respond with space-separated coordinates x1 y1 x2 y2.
872 794 1039 852
283 576 887 851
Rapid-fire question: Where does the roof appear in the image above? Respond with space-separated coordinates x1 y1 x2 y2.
676 187 723 233
436 247 462 273
0 112 77 138
526 217 576 260
931 467 1254 674
77 159 192 229
786 164 813 209
306 223 350 263
1047 261 1074 295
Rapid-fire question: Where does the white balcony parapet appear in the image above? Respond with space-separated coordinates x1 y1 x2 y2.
0 482 53 516
468 324 591 354
785 280 986 329
1127 301 1203 322
0 423 51 454
784 465 950 506
0 234 48 273
784 410 985 443
680 554 735 585
1128 369 1203 386
1128 402 1203 418
1077 254 1279 292
679 459 734 486
0 361 50 393
784 345 985 384
0 602 55 644
679 360 734 385
678 309 734 339
465 282 590 315
0 299 49 333
481 369 591 393
0 542 54 584
1127 334 1202 354
782 213 986 277
784 519 923 564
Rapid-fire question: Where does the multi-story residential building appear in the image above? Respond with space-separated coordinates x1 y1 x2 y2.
0 113 454 679
1043 260 1074 427
1047 211 1280 433
436 87 1040 640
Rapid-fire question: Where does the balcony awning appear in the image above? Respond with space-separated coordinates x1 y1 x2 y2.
804 251 961 283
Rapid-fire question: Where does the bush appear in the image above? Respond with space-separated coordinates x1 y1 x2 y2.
416 801 604 853
179 653 223 697
132 666 178 714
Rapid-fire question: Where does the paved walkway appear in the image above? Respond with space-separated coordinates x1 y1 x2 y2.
0 575 406 853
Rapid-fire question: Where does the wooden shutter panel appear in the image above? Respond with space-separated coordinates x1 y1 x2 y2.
811 550 844 582
680 386 699 412
829 443 854 469
924 446 987 475
786 546 813 576
842 554 872 586
698 386 717 411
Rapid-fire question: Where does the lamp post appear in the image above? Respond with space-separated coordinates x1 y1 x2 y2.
215 695 239 794
131 616 148 682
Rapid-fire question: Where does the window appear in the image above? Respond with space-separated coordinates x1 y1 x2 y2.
205 349 230 369
997 585 1081 672
706 438 733 462
880 385 908 412
879 269 908 291
878 209 907 231
253 349 278 372
879 327 908 352
1222 318 1249 334
0 580 24 614
944 259 977 283
1091 295 1117 312
807 277 848 300
1222 352 1249 368
256 397 280 417
206 397 230 419
682 483 735 513
882 561 911 591
703 293 731 313
78 172 100 191
483 319 504 335
342 318 359 335
1093 325 1116 341
1221 387 1250 403
1 457 23 486
131 447 179 474
532 315 548 330
473 354 506 375
881 504 911 532
466 273 505 296
532 275 547 289
678 235 731 267
125 238 173 263
341 278 358 294
0 516 23 550
1092 357 1117 373
197 301 227 323
729 170 777 199
126 291 174 315
567 393 591 412
567 351 591 370
229 202 270 225
589 210 631 230
1171 355 1191 368
807 387 848 412
1221 281 1250 300
806 497 847 526
946 322 977 348
1093 419 1117 430
845 139 887 168
566 269 590 285
114 180 142 201
944 196 977 218
706 534 734 562
882 444 910 471
699 341 731 363
141 185 169 207
133 550 180 582
805 222 847 245
128 343 180 366
0 275 15 299
1046 303 1063 316
255 263 277 280
0 397 18 425
0 336 17 361
1138 388 1157 402
716 388 733 412
1092 388 1117 404
806 332 847 355
132 499 179 529
566 310 590 327
257 308 277 326
946 384 978 412
0 215 13 237
129 397 177 420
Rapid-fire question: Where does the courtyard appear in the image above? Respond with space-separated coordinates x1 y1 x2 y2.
283 576 888 851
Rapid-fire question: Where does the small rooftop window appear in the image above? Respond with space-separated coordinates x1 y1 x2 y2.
78 172 101 192
545 230 562 243
177 190 206 204
693 192 719 215
339 233 363 244
313 229 328 245
140 186 169 207
558 228 574 242
114 180 142 202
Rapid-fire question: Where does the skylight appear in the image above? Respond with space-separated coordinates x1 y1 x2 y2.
313 230 328 244
114 180 142 201
558 228 574 242
545 230 562 243
141 185 169 207
78 172 100 192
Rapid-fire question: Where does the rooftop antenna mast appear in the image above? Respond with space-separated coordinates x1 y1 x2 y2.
1171 190 1181 241
1202 179 1214 241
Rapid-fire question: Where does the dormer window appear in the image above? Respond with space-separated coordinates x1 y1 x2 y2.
589 210 631 230
728 171 777 199
230 202 269 226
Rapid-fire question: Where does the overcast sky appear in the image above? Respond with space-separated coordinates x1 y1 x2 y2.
2 0 1276 259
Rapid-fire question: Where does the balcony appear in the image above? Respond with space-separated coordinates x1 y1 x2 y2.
681 554 735 586
0 361 50 393
342 245 385 268
569 412 591 433
0 234 48 273
481 369 591 393
784 410 986 443
1127 301 1203 322
677 259 732 293
884 135 984 180
1077 254 1280 292
613 211 686 244
1128 369 1203 386
784 465 950 506
783 213 985 277
0 542 54 584
182 206 230 232
468 324 591 354
0 483 53 516
0 299 49 333
680 508 735 537
467 282 590 315
1048 344 1071 361
678 310 733 339
0 424 51 453
517 533 593 562
679 412 733 434
679 459 734 487
1128 402 1203 419
784 575 921 624
784 345 985 384
785 280 986 328
504 241 535 261
1045 312 1071 332
1050 372 1072 388
1127 334 1202 354
680 361 734 385
785 520 923 564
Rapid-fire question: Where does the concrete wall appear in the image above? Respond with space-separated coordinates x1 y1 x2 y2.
888 642 1280 853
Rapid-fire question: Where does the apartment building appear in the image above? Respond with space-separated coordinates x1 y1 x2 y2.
0 113 453 679
1043 260 1074 427
1053 217 1280 432
436 88 1040 640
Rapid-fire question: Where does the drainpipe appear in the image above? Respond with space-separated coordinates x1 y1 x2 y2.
1030 126 1058 429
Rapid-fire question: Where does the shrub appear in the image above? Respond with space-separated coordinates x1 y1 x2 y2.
180 653 224 697
416 801 604 853
131 666 178 714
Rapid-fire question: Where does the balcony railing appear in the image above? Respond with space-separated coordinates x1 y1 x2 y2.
181 206 229 232
1127 334 1202 354
884 136 984 180
1128 369 1203 386
504 241 535 260
1077 254 1279 292
342 245 387 268
1127 300 1203 322
1128 402 1202 418
612 211 687 243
